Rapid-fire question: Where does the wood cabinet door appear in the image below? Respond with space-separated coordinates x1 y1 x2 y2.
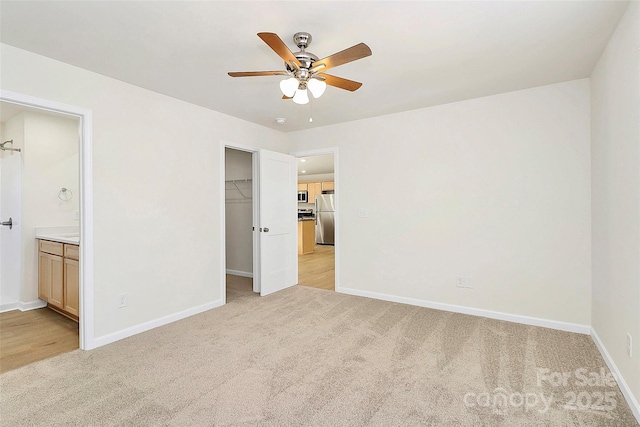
298 183 307 191
302 220 315 254
64 258 80 317
38 252 50 301
48 255 64 309
306 183 315 204
64 244 79 261
313 182 322 198
322 181 334 191
308 182 322 204
297 221 304 255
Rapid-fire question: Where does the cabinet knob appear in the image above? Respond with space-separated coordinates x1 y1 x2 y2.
263 227 270 232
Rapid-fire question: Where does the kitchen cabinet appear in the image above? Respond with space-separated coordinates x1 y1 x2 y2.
38 239 79 321
322 181 334 191
307 182 322 204
298 181 334 204
298 220 315 255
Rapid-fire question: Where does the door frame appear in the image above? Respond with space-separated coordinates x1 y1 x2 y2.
289 147 340 290
220 141 261 303
0 89 95 350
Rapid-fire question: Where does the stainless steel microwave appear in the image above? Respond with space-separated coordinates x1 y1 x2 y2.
297 190 308 203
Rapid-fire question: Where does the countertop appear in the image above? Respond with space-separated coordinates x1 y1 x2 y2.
36 233 79 245
35 226 79 244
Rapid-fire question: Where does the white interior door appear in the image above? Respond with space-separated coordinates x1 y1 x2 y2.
259 149 297 296
0 153 23 307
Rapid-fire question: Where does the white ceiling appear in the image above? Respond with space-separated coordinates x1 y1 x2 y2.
0 1 629 132
297 154 334 176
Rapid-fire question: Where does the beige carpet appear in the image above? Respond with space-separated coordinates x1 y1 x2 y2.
1 277 638 426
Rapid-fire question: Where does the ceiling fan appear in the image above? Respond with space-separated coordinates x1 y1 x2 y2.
228 32 372 105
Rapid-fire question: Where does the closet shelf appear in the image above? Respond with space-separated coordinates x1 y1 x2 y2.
225 179 252 200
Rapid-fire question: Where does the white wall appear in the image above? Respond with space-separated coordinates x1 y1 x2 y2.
225 148 253 275
21 111 79 302
0 44 287 339
591 1 640 405
289 79 592 326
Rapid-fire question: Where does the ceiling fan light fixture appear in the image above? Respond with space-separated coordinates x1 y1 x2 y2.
293 88 309 105
307 78 326 98
229 32 372 111
280 77 298 97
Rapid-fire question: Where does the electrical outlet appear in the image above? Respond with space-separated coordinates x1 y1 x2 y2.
628 333 633 358
117 293 128 309
456 276 473 288
358 208 368 218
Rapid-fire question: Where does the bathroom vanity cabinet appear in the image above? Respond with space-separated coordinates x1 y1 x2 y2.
38 239 79 321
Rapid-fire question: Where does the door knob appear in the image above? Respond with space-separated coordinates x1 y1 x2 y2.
1 217 12 230
263 227 269 232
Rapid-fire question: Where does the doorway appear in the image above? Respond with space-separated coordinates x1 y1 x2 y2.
294 150 337 291
0 90 94 353
224 147 255 302
221 145 299 303
0 101 83 371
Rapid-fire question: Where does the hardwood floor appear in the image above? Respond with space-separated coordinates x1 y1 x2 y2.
0 307 78 373
298 244 335 291
225 243 335 297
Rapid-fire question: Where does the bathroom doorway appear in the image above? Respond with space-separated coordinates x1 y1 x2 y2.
0 101 82 371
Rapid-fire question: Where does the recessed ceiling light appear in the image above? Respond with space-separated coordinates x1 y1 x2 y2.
275 118 286 125
301 170 306 173
300 159 306 162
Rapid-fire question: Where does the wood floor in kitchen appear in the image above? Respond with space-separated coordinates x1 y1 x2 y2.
298 244 335 291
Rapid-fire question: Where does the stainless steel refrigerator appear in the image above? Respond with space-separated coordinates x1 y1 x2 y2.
315 193 335 245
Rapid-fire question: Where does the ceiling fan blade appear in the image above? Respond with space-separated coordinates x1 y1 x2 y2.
228 71 287 77
319 74 363 92
311 43 372 71
257 32 301 67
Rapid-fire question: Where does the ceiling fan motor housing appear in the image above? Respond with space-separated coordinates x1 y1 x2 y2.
286 32 319 74
293 32 312 49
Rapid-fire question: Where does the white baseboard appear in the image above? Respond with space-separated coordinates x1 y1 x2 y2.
226 269 253 278
591 328 640 424
0 301 19 313
0 299 47 313
336 287 591 334
90 299 224 349
20 299 47 311
334 287 637 422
